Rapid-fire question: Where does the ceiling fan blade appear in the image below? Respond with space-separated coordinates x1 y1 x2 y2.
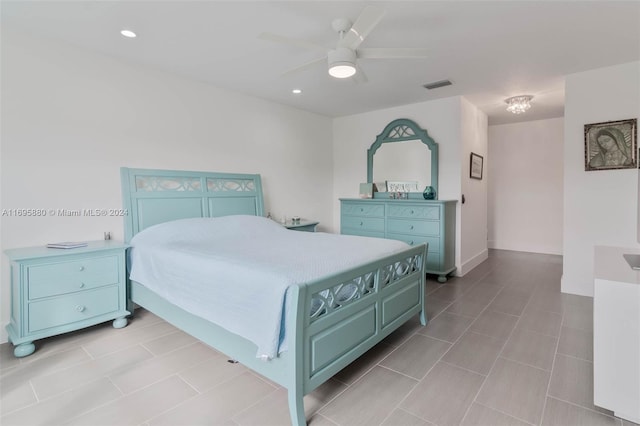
339 5 386 50
281 56 326 77
358 48 431 59
258 32 328 52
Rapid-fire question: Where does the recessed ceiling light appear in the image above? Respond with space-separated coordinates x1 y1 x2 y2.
292 89 302 94
120 29 137 38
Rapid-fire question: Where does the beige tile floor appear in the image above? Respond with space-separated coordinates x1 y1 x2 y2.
1 249 638 426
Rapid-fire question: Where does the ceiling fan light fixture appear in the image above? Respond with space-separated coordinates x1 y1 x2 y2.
328 47 357 78
505 95 533 114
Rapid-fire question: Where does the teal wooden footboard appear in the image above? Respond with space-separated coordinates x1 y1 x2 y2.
129 243 426 425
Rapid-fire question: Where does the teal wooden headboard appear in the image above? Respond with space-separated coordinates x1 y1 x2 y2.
120 167 265 242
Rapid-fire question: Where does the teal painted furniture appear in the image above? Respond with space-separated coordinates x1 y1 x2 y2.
121 167 426 426
4 241 129 357
341 198 456 282
343 118 457 283
284 219 319 232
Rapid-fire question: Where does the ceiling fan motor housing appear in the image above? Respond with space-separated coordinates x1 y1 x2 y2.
328 47 357 78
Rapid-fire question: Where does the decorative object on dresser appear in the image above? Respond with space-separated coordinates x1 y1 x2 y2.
4 240 130 357
344 117 457 282
470 152 484 180
359 182 374 199
422 185 436 200
584 118 637 171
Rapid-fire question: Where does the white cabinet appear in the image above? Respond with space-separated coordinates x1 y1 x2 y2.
593 246 640 423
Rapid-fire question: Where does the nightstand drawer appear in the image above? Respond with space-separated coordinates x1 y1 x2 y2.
387 219 439 236
342 216 385 232
387 205 440 220
28 286 121 333
342 203 385 217
28 255 120 299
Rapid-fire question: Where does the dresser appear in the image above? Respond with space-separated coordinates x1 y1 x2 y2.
340 198 456 282
5 241 130 357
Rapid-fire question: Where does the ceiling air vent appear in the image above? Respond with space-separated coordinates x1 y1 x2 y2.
423 80 452 90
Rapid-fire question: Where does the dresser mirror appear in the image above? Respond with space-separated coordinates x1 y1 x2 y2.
367 118 439 198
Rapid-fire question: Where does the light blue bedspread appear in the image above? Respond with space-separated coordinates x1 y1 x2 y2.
129 215 410 359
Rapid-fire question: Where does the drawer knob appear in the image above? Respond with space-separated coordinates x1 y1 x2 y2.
410 225 414 230
409 241 414 245
76 305 86 312
359 221 364 226
79 282 85 288
411 210 414 214
78 266 85 272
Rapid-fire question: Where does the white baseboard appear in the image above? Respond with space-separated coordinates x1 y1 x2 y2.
457 249 489 276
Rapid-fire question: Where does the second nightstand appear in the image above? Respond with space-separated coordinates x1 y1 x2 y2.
284 219 319 232
4 240 130 357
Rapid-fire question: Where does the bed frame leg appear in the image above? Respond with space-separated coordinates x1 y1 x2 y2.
419 309 427 326
288 390 306 426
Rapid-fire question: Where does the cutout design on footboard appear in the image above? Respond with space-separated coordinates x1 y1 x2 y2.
310 272 376 322
380 254 423 288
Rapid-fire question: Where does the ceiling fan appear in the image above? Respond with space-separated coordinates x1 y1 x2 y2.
258 5 430 82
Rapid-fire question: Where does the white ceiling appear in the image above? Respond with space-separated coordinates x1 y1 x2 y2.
2 1 639 125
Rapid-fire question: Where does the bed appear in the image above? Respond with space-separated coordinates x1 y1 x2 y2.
120 167 427 425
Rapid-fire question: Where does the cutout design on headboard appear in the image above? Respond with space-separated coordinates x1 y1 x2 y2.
135 176 201 192
121 168 265 242
207 178 255 192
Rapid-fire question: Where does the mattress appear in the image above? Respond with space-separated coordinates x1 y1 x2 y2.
128 215 411 359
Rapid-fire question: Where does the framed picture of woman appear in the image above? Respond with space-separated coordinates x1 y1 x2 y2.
584 119 637 171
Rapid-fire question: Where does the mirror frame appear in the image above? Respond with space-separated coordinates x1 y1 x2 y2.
367 118 439 197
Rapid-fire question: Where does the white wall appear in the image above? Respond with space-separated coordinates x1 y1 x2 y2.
460 98 489 274
0 30 333 342
488 118 564 255
562 61 640 297
332 96 488 275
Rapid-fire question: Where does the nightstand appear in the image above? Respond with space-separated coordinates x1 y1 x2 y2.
4 240 130 357
284 219 319 232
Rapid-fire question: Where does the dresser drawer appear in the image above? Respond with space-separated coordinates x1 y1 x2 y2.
342 202 385 217
387 233 441 251
387 219 439 236
342 216 385 232
387 205 440 220
342 229 385 239
28 286 121 333
28 255 120 299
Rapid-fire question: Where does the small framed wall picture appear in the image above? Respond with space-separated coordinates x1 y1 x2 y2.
470 152 483 180
584 118 637 171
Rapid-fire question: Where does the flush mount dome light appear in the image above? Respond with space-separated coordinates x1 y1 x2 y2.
505 95 533 114
328 47 356 78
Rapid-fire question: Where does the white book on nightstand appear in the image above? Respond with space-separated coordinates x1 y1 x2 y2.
46 241 88 249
